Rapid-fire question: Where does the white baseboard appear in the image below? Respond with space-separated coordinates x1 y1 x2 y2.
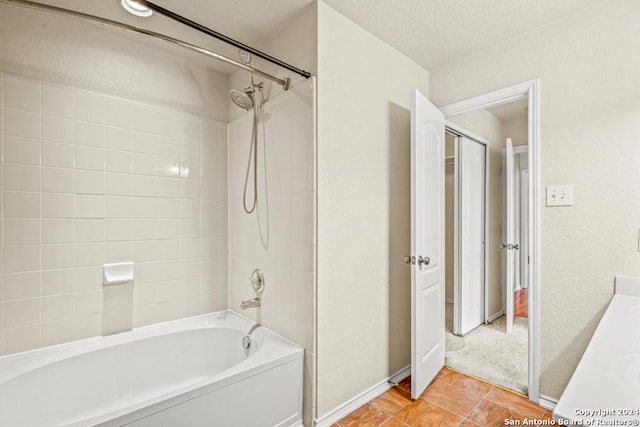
486 310 504 323
313 365 410 427
538 394 557 411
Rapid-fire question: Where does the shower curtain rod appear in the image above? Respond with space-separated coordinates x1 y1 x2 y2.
136 0 311 79
0 0 292 89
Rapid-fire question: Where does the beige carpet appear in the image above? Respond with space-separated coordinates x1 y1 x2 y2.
445 303 528 394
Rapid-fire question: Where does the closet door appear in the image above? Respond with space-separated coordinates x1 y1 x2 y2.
456 136 486 335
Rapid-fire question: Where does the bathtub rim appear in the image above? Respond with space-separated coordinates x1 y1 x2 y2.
0 309 302 385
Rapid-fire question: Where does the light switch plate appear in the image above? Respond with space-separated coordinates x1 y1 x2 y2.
546 185 573 206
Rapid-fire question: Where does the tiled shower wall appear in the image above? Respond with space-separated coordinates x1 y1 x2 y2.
0 72 229 355
228 79 315 423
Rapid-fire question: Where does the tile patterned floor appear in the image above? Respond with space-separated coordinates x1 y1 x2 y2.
333 368 552 427
514 288 528 318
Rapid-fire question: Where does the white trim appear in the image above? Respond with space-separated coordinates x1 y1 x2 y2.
486 310 504 323
390 365 411 385
439 79 541 403
313 366 410 427
539 394 558 411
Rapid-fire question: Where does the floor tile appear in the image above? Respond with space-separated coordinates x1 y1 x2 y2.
458 420 481 427
484 387 545 418
419 379 484 417
371 386 413 414
380 417 410 426
397 375 412 392
466 399 527 427
436 370 494 397
396 399 463 427
542 409 554 420
433 367 453 382
338 403 390 427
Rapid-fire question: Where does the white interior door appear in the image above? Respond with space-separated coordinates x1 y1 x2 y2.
410 89 445 399
456 137 486 335
504 138 515 334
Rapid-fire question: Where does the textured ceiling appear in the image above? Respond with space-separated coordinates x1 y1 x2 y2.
10 0 604 73
320 0 604 70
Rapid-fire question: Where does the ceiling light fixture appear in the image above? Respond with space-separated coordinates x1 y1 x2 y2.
120 0 153 18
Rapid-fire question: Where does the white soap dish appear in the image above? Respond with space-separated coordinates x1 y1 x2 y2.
103 262 134 285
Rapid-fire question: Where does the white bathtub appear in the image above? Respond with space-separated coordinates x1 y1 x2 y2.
555 276 640 423
0 311 303 427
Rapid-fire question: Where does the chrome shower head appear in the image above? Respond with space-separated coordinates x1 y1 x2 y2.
229 88 254 110
238 49 251 65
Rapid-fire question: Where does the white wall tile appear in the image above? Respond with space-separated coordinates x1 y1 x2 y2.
42 269 75 296
42 219 74 244
75 314 101 339
4 191 40 218
4 164 40 191
132 153 157 176
76 93 105 123
42 167 74 193
76 121 105 147
42 193 74 218
42 244 74 270
106 149 132 173
1 74 230 355
3 136 41 165
4 298 40 327
132 241 157 262
156 177 179 198
106 172 132 196
42 295 74 322
3 272 40 300
42 115 74 144
134 262 157 285
4 74 40 113
42 319 75 347
42 141 75 168
4 324 41 354
42 84 74 119
106 101 176 136
3 109 40 139
75 266 103 291
132 219 157 240
75 145 105 171
75 244 105 268
75 194 105 218
132 175 157 197
75 290 102 315
104 241 133 263
157 219 180 239
75 219 105 242
106 219 133 242
130 197 157 218
4 219 40 245
75 170 105 195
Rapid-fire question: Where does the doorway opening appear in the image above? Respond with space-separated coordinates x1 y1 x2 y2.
442 95 533 396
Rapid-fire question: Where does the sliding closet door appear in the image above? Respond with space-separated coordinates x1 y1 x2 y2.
457 136 486 335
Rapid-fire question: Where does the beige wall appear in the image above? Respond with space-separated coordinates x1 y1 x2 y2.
316 1 429 417
449 110 506 318
504 115 528 147
430 0 640 399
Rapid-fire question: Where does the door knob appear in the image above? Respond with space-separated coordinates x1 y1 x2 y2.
418 256 430 266
404 255 415 265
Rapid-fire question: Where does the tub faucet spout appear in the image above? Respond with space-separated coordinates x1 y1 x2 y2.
240 297 260 310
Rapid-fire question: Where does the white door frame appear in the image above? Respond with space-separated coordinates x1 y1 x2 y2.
439 79 541 403
445 123 490 332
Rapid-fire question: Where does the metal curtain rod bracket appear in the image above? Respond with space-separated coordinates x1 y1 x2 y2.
137 0 311 79
0 0 293 89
